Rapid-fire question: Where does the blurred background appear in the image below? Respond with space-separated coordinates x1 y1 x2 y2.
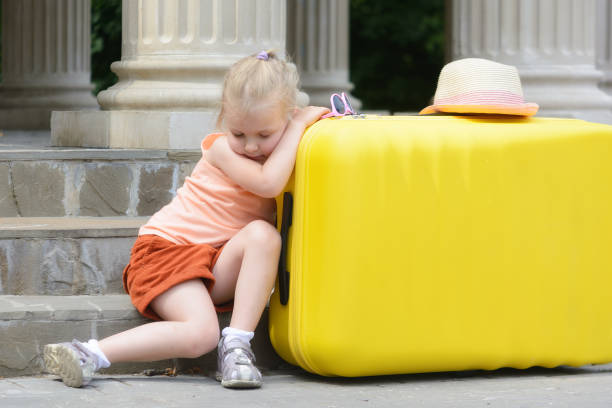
3 1 612 127
86 0 445 114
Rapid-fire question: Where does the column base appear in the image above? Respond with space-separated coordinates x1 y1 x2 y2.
520 65 612 125
0 82 99 130
51 110 217 149
0 108 67 130
599 71 612 99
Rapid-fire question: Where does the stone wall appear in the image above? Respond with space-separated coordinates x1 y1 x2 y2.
0 150 199 217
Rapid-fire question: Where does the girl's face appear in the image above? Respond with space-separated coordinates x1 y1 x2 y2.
224 103 289 164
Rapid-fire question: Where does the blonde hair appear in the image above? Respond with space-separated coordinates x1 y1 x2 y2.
216 50 300 129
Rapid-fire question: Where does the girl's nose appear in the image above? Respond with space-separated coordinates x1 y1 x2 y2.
245 142 259 153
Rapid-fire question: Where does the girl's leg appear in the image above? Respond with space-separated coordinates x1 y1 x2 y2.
99 279 220 363
210 220 281 331
209 220 280 388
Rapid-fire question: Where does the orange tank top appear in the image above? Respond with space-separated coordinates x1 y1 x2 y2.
139 133 276 247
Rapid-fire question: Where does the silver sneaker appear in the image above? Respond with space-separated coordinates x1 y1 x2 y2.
43 340 97 388
216 336 263 389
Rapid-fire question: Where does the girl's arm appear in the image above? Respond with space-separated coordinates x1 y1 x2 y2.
207 106 329 198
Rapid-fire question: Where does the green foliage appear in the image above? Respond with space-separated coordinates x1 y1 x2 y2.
350 0 445 113
91 0 122 95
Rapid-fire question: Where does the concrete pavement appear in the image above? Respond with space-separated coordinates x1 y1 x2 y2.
2 364 612 407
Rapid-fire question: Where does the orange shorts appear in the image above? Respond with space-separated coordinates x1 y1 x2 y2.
122 234 232 321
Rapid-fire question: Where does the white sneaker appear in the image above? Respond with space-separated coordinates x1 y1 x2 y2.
43 340 97 387
216 336 263 389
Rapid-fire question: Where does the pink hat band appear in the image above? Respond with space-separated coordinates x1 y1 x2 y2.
433 90 526 106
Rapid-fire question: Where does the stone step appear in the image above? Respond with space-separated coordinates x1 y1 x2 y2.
0 145 199 217
0 217 147 295
0 295 284 378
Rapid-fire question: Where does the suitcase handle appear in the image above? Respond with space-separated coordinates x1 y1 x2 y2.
278 192 293 305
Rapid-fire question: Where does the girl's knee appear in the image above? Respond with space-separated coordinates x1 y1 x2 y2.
244 220 281 252
181 322 220 358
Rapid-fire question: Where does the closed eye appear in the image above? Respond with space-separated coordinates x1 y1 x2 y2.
232 131 244 138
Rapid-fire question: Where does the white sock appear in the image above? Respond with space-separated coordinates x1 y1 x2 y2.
222 327 254 345
82 339 111 370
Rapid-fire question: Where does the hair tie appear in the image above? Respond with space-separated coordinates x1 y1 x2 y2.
256 51 269 61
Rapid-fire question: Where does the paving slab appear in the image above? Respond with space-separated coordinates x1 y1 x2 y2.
2 365 612 408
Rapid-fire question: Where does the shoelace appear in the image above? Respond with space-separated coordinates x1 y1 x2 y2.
70 340 95 367
223 347 256 365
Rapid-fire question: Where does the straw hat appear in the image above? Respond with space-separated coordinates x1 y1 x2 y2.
419 58 538 116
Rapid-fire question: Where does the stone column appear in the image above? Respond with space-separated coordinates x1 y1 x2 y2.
287 0 361 109
449 0 612 124
0 0 98 130
52 0 286 149
596 0 612 96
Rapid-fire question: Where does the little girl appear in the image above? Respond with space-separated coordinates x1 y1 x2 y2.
42 50 329 389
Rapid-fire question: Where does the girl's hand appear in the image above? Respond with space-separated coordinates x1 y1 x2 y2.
291 106 330 128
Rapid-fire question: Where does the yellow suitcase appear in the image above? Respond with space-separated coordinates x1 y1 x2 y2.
269 115 612 377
